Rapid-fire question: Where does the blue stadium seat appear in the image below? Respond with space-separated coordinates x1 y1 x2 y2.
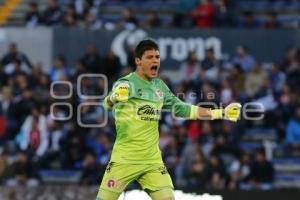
242 128 277 141
39 170 82 184
239 142 263 152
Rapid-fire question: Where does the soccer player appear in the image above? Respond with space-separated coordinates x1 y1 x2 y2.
96 39 241 200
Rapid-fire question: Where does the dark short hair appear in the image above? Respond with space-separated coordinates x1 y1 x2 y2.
134 39 159 59
255 148 266 156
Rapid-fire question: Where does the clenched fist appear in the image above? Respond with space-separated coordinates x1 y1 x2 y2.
109 82 130 103
224 103 242 122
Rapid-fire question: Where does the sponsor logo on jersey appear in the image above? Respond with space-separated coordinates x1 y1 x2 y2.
137 105 160 115
137 105 161 121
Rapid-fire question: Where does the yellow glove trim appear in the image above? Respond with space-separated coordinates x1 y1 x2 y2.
211 109 223 120
190 105 199 120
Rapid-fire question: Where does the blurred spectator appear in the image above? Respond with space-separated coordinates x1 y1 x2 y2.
206 154 227 189
1 42 33 71
85 132 112 171
0 86 19 140
213 0 234 27
119 8 139 30
255 78 278 113
72 60 87 81
282 48 300 91
176 142 200 187
24 2 42 28
0 151 10 184
191 0 216 28
244 148 274 190
270 64 286 92
80 151 102 185
263 12 280 29
232 45 256 73
228 152 251 189
201 48 221 83
7 59 28 79
245 63 268 98
0 63 7 87
172 0 198 27
186 150 208 189
17 107 48 160
220 78 233 105
84 8 103 30
280 47 300 73
72 0 86 19
211 131 238 162
239 11 260 28
74 0 94 21
42 0 63 26
102 49 122 81
44 120 65 169
126 44 136 71
14 89 40 132
80 44 102 74
13 74 31 98
186 121 202 141
178 51 200 82
163 135 180 182
5 151 40 187
31 68 51 104
286 105 300 144
143 12 162 29
60 123 87 169
49 56 70 81
79 99 105 123
228 64 246 99
62 5 78 27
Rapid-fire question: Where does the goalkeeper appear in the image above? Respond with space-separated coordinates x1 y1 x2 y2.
96 39 241 200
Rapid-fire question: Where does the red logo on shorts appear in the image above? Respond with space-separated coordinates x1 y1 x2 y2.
107 179 115 188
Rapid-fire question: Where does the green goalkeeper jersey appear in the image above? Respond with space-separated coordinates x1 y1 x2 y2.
103 72 198 164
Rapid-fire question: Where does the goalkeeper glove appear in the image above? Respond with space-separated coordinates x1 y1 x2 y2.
211 103 242 122
109 82 130 104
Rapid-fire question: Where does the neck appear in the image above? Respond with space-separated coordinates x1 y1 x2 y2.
135 69 151 82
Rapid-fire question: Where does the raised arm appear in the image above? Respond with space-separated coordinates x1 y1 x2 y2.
161 81 241 122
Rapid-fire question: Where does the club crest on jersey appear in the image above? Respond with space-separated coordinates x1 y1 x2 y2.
155 89 163 99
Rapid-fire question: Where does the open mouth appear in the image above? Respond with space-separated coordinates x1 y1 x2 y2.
151 66 158 71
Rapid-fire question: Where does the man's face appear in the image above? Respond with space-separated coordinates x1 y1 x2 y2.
136 49 160 80
9 44 17 54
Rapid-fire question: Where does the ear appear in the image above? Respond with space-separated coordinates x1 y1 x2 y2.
135 57 140 66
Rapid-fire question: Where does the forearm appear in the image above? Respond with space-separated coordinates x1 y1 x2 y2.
103 96 114 111
192 104 240 121
191 106 222 120
198 107 215 120
106 96 114 107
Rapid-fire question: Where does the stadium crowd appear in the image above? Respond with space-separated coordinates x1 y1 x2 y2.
1 0 300 191
0 36 299 190
22 0 300 29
